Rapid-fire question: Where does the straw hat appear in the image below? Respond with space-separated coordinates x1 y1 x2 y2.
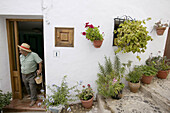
18 43 31 52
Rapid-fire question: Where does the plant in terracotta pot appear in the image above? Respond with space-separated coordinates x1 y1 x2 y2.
0 90 12 112
82 22 104 48
75 84 94 109
154 20 168 35
156 56 170 79
114 18 153 61
140 65 158 84
123 61 143 93
41 75 76 113
96 56 125 99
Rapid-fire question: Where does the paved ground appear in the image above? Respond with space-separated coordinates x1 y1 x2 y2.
4 75 170 113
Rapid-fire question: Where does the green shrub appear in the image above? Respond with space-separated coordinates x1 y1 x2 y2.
0 90 12 110
96 56 125 98
141 65 158 76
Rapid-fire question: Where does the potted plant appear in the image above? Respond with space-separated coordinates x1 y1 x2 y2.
0 90 12 112
154 20 168 35
96 56 125 99
123 61 143 93
76 84 94 109
141 65 158 84
41 75 76 113
156 56 170 79
145 52 170 79
82 22 104 48
114 18 153 61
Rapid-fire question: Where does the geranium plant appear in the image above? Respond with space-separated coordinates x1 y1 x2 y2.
82 22 104 41
76 84 94 101
114 18 152 61
0 90 12 110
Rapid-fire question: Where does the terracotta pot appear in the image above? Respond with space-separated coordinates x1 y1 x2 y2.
93 40 103 48
81 96 94 109
156 27 166 35
141 75 154 84
157 70 169 79
128 81 140 93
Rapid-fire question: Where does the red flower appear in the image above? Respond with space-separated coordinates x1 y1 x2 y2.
87 84 90 87
85 22 89 28
82 85 85 88
89 24 94 28
82 32 86 35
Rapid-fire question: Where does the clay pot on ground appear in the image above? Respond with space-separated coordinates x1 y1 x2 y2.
157 70 169 79
156 27 166 35
80 96 94 109
111 89 123 100
93 40 103 48
141 75 154 84
128 81 140 93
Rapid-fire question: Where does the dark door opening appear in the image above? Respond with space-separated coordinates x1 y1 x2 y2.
164 27 170 63
17 21 45 98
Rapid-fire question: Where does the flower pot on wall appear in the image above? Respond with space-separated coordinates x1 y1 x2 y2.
81 96 94 109
93 40 103 48
141 75 154 84
157 70 169 79
156 27 166 35
128 81 140 93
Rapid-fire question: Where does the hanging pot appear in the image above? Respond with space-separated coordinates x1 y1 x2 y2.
93 40 103 48
128 81 140 93
141 75 154 84
80 96 94 109
156 27 166 35
157 70 169 79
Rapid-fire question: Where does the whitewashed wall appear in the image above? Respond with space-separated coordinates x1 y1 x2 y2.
0 17 11 93
0 0 170 98
43 0 170 96
0 0 42 93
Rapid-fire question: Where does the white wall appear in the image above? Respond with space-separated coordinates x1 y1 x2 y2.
0 0 42 15
43 0 170 97
0 0 170 99
0 0 42 93
0 17 11 93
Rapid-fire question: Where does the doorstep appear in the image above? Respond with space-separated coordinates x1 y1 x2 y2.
3 97 45 112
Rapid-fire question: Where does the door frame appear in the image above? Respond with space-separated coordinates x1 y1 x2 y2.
6 19 43 99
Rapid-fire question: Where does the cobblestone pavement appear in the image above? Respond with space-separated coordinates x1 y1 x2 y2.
106 88 169 113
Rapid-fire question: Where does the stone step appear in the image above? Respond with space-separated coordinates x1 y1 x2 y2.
140 75 170 112
97 88 169 113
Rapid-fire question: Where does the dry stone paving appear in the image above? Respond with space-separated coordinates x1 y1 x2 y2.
105 89 168 113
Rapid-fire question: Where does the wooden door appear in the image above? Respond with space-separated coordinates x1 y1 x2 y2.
164 28 170 60
6 20 22 99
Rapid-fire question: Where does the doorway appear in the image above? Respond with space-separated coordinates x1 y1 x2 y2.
6 19 45 99
164 27 170 62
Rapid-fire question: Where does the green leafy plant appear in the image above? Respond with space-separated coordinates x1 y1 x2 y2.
122 60 142 83
157 56 170 71
96 56 125 98
141 65 158 76
42 75 76 110
145 52 170 71
0 90 12 110
82 22 104 41
75 84 94 101
125 66 143 83
114 18 152 61
114 55 125 80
